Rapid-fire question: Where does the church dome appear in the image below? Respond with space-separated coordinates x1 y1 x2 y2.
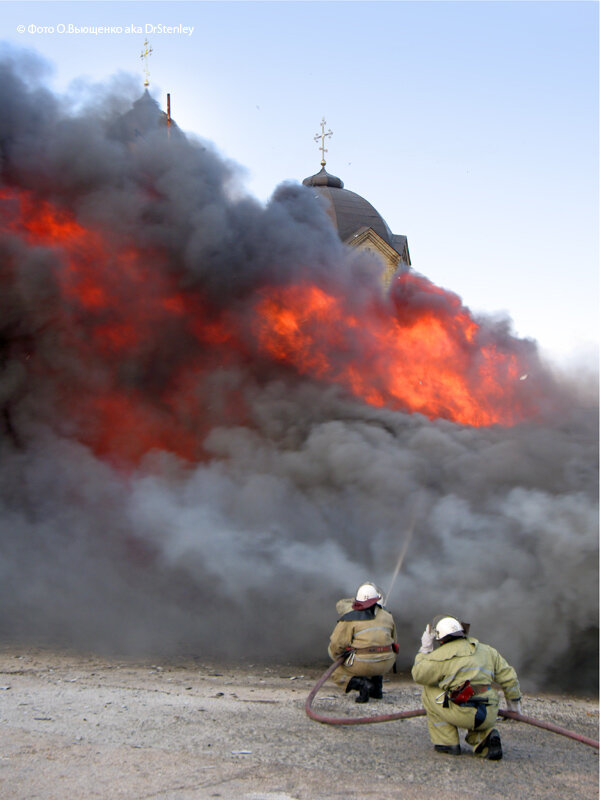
109 89 176 143
302 167 393 245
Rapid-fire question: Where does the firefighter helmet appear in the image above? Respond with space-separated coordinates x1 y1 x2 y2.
355 582 383 604
434 616 465 640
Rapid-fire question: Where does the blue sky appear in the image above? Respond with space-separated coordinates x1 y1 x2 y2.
1 0 598 366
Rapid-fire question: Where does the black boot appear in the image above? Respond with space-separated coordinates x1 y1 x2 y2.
369 675 383 699
345 676 363 694
345 676 371 703
474 729 502 760
434 744 461 755
355 678 372 703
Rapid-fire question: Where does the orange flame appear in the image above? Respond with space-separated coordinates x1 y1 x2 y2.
252 281 526 426
0 187 537 463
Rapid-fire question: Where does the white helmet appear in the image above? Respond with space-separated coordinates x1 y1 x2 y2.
355 582 383 604
434 616 464 640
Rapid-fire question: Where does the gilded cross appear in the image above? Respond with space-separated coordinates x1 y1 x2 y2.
140 39 153 88
314 117 333 167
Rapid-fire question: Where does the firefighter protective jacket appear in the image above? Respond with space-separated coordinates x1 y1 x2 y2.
411 635 521 702
328 605 397 665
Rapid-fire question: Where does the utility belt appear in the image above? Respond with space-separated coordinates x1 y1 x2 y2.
343 644 398 667
442 681 491 708
353 645 395 654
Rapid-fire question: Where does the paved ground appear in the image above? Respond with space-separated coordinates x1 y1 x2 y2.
0 647 597 800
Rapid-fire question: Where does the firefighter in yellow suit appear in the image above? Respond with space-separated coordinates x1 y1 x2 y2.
328 582 398 703
411 616 522 759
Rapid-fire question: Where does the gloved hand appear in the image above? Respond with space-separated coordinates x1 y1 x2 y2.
419 624 435 654
506 698 522 714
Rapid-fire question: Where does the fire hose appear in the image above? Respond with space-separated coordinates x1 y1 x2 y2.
305 656 600 749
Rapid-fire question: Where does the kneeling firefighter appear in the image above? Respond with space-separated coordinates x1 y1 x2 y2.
328 582 398 703
411 615 522 759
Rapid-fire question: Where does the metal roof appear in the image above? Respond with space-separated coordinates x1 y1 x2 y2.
302 167 396 251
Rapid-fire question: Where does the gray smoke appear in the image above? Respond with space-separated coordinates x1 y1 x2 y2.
0 48 597 691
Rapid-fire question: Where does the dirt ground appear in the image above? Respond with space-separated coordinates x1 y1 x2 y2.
0 646 597 800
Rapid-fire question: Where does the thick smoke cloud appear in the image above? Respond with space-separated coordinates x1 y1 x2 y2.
0 48 597 690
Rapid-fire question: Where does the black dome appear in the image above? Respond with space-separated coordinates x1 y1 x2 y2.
303 167 393 245
109 90 175 143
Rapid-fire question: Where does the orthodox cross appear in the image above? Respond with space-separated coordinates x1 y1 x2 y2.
140 39 153 88
314 118 333 167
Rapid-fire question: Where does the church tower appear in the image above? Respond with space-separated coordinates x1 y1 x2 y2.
303 119 410 288
108 40 179 145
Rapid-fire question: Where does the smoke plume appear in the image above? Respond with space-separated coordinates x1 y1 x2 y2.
0 48 597 690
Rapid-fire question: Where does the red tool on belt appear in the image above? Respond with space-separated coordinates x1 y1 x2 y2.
449 681 475 705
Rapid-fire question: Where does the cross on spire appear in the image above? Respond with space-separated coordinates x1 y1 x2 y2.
140 39 153 88
314 117 333 167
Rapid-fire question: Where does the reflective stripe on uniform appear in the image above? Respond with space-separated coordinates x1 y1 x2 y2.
355 626 392 635
445 665 494 687
354 654 394 663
